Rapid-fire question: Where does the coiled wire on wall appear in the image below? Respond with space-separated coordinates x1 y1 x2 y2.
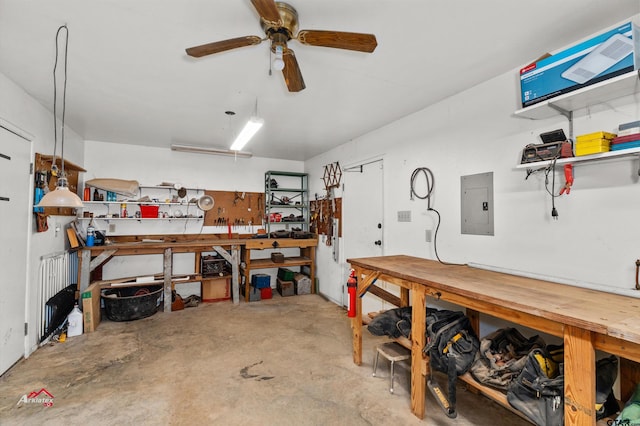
410 167 465 266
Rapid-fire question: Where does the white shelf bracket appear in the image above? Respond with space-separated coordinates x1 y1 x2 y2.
548 104 574 140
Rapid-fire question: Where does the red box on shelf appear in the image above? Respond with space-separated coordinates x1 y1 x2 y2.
260 287 272 300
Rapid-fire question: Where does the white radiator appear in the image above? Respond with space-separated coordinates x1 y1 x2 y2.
37 251 77 342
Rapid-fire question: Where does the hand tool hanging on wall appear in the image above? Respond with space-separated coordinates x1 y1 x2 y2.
325 189 335 246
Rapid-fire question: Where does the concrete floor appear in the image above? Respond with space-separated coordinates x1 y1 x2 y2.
0 294 530 425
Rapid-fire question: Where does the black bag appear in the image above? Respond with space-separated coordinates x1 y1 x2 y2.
507 346 564 426
367 307 414 339
595 355 619 420
423 309 480 417
507 347 619 425
470 327 546 391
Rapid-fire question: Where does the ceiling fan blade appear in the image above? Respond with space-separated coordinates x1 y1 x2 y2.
250 0 282 26
185 36 263 57
296 30 377 53
282 48 305 92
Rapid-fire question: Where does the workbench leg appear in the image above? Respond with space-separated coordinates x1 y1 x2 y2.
231 246 239 305
466 308 480 338
564 325 595 425
620 358 640 402
78 249 91 294
242 247 251 302
213 245 240 305
400 287 410 307
411 288 427 420
163 248 173 313
351 267 363 366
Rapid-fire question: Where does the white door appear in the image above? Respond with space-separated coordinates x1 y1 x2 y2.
342 159 385 313
0 127 31 374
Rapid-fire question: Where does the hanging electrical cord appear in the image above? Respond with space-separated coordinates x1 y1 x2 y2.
410 167 466 266
543 156 560 219
523 152 562 219
52 25 69 178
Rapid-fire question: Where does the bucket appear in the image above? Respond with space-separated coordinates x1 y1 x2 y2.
101 285 162 321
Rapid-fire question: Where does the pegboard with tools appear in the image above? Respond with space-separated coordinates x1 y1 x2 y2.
203 190 264 231
310 197 342 237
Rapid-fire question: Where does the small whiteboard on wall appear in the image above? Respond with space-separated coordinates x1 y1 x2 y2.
461 172 494 236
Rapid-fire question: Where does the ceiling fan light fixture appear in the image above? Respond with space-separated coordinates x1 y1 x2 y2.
273 45 285 71
230 116 264 151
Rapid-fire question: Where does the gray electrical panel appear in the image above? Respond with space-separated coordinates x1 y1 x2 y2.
461 172 494 236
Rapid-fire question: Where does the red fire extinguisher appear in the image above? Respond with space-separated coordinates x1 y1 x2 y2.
347 269 357 318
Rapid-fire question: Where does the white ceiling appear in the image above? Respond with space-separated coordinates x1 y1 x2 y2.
1 1 639 160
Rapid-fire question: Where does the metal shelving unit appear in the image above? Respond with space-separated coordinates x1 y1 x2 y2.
264 171 309 233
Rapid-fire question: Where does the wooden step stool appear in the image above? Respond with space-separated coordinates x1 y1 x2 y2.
372 341 411 394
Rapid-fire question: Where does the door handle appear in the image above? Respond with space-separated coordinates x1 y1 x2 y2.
374 240 382 246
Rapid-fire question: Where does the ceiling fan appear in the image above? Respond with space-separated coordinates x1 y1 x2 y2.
185 0 378 92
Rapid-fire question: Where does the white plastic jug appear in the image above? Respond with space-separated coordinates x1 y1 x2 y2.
67 304 83 337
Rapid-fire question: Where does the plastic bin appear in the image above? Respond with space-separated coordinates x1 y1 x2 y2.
101 285 162 321
140 204 159 218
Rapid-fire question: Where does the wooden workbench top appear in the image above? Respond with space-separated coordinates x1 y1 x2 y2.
81 237 318 253
348 255 640 344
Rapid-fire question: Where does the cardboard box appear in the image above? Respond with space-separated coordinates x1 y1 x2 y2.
520 17 640 108
81 282 102 332
201 278 230 302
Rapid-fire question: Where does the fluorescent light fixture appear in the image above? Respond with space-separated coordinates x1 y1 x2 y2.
230 116 263 151
171 144 253 158
37 177 84 208
561 34 634 84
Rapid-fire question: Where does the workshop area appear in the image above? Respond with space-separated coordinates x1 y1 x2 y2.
3 1 640 425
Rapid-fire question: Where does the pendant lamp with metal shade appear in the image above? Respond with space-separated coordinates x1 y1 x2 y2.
37 25 83 209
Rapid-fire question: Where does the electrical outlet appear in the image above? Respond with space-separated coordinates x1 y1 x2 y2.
425 229 432 242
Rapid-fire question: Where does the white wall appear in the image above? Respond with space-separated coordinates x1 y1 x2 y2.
83 140 304 294
305 68 640 330
0 71 84 354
